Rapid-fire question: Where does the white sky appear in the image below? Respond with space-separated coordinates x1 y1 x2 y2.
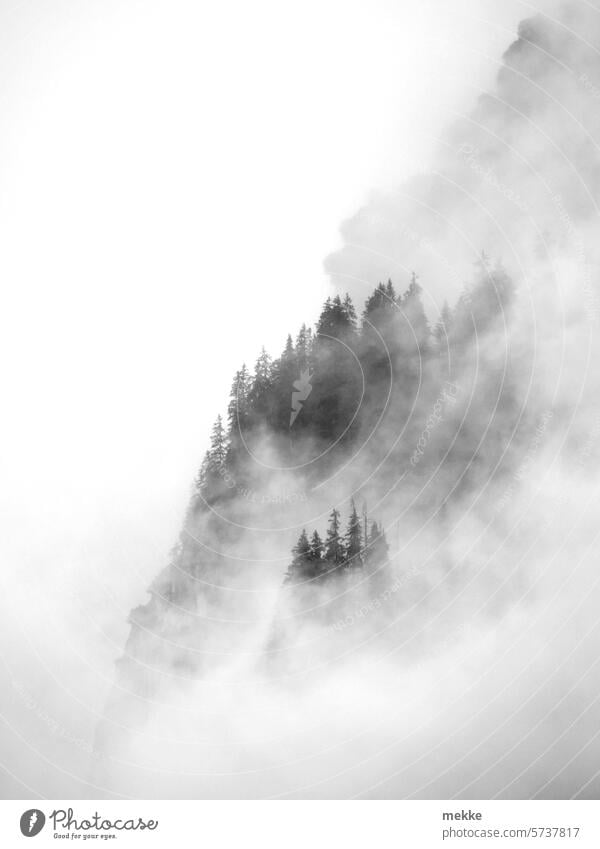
0 0 546 609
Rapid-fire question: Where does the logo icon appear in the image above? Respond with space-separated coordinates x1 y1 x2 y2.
290 369 313 427
20 810 45 837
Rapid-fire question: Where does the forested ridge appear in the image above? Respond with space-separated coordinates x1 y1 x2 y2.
101 257 530 710
88 7 600 798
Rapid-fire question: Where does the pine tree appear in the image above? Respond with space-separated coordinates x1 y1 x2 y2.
324 508 345 570
285 529 312 583
344 499 363 568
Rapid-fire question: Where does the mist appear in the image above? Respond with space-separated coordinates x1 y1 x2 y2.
3 0 600 800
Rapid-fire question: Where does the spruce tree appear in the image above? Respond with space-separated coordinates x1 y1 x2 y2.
248 347 273 424
344 499 363 568
193 417 229 505
194 451 210 494
272 335 298 431
309 530 325 569
360 281 404 426
342 293 358 331
365 521 389 569
364 280 398 319
227 364 252 434
364 521 391 594
312 294 362 441
295 324 313 370
401 272 430 351
184 451 210 522
208 415 227 470
285 529 312 583
324 508 345 570
316 295 355 339
385 279 397 302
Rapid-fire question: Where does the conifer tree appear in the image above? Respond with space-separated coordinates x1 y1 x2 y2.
433 301 452 350
316 294 355 339
365 521 389 569
324 508 345 569
364 520 391 594
271 335 298 431
248 347 273 423
227 364 252 434
184 451 210 522
282 333 295 361
311 294 362 441
295 324 313 370
342 293 358 331
360 281 403 424
194 451 210 494
452 259 514 344
309 530 325 566
193 416 230 505
364 280 398 318
344 499 363 568
365 522 391 597
208 415 227 471
471 257 515 329
363 282 388 316
252 346 273 390
401 272 430 350
285 529 312 583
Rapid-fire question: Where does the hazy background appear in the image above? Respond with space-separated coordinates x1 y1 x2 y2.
0 0 584 798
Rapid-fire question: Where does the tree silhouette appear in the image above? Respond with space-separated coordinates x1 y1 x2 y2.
309 530 325 575
248 347 273 425
285 529 312 583
345 499 363 568
227 364 252 435
324 508 345 571
295 324 313 370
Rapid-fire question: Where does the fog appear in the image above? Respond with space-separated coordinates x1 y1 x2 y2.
2 0 600 800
